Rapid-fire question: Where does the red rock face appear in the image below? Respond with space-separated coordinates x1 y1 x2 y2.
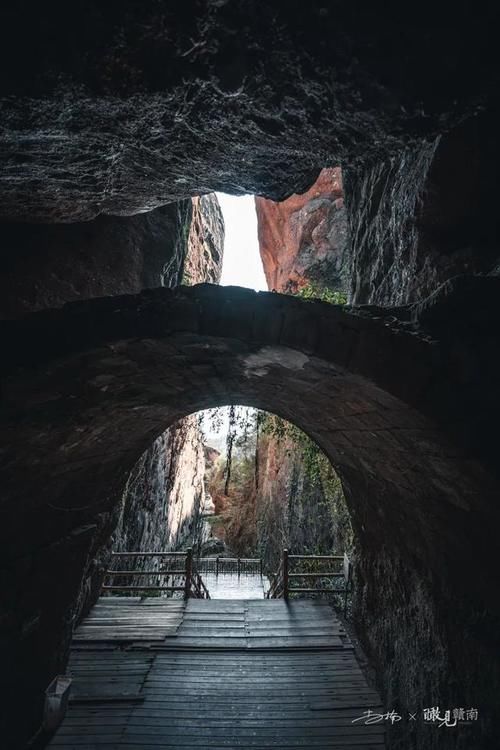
255 168 347 293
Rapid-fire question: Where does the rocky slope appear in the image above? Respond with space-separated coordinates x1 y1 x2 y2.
255 168 348 293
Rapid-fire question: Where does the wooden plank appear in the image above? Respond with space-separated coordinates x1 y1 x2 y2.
48 595 384 750
49 737 385 747
73 597 185 643
70 695 145 704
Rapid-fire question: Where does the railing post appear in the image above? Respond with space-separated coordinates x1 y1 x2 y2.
216 556 219 577
260 558 263 578
184 547 193 599
237 557 241 577
343 552 351 616
283 549 289 601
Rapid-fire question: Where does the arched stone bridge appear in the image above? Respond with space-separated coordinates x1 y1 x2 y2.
1 281 500 747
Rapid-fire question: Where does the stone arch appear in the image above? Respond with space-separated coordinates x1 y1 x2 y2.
2 282 500 747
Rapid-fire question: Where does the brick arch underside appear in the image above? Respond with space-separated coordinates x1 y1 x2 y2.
1 283 500 748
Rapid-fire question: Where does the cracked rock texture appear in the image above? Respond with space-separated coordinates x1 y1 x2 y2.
0 3 499 221
184 194 225 285
255 168 348 293
346 114 500 305
112 416 213 557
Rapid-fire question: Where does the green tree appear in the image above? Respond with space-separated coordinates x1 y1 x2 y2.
294 283 347 305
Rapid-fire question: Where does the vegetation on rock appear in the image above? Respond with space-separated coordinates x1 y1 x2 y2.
204 407 353 571
294 283 347 305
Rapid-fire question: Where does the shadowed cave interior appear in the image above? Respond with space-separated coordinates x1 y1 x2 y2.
1 4 500 750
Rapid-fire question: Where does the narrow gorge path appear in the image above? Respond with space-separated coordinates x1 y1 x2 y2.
199 571 269 600
48 591 385 749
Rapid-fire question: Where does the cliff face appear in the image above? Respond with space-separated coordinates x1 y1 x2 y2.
255 432 352 573
255 116 500 309
113 415 212 556
0 201 192 319
184 194 225 285
255 168 348 293
0 193 226 321
346 116 500 305
205 416 352 573
111 194 224 562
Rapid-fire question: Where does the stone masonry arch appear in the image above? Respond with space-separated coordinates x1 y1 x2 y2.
1 282 500 748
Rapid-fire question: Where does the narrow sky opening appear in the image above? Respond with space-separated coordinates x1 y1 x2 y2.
216 193 267 291
201 194 267 447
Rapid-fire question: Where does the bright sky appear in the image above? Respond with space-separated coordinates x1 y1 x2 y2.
217 193 267 291
200 194 267 449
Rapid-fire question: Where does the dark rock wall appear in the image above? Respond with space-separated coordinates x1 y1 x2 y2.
0 194 223 747
0 190 224 581
0 201 192 319
253 144 500 748
0 3 498 221
346 115 500 305
341 116 500 748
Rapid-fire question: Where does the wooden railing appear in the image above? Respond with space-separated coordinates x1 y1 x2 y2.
190 570 211 599
196 556 263 577
266 549 352 613
102 548 210 598
266 554 285 599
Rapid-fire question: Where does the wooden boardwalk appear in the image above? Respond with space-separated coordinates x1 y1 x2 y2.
73 598 185 643
171 598 347 650
48 595 385 749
